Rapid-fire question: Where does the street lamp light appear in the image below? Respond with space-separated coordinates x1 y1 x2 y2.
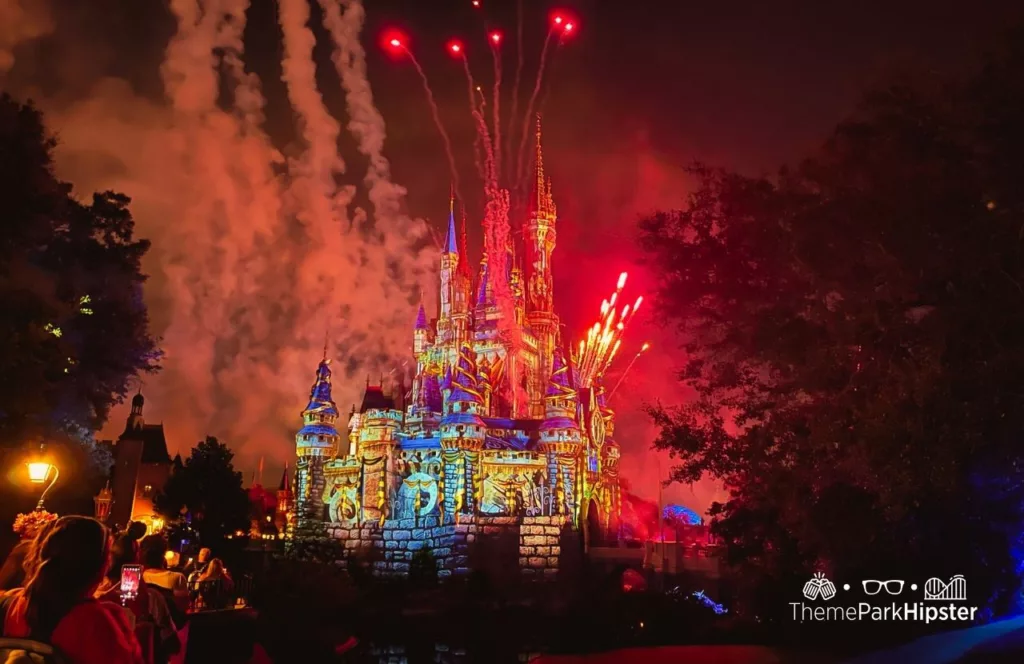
26 459 59 511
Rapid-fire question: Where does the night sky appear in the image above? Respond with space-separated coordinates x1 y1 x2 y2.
3 0 1022 510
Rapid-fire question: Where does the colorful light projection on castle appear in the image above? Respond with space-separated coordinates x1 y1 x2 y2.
291 126 644 552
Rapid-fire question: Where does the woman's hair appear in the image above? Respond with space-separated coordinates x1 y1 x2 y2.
21 516 111 634
139 534 169 569
199 558 225 581
22 518 59 580
105 537 137 583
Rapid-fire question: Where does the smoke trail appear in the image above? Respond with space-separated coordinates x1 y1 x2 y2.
0 0 53 74
402 49 462 206
490 39 502 184
34 0 433 465
318 0 436 287
460 56 488 183
515 29 556 195
505 0 524 182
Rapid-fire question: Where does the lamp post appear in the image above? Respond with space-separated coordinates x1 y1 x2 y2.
27 459 59 511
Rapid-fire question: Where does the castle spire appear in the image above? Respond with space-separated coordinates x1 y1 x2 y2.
458 204 472 279
531 115 555 219
444 200 458 255
414 303 428 330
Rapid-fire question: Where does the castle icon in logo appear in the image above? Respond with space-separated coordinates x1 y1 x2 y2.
803 572 837 601
924 575 967 601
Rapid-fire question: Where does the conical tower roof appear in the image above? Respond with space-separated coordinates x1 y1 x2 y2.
305 359 339 417
448 343 482 404
415 304 428 330
545 348 575 398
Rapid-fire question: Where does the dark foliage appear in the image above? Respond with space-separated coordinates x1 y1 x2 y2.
0 94 160 445
156 437 249 546
639 32 1024 619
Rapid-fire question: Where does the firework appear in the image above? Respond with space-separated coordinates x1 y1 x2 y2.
572 272 644 389
506 0 525 178
385 33 461 202
515 11 576 195
608 342 651 398
489 30 503 182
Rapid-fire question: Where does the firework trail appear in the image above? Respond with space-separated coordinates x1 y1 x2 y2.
505 0 525 180
515 27 556 193
572 272 645 389
395 39 462 204
489 31 503 183
608 342 651 398
319 0 434 273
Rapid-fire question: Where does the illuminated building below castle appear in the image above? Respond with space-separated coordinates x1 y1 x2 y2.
290 125 622 577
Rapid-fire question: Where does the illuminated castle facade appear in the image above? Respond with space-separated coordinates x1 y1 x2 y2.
291 126 622 578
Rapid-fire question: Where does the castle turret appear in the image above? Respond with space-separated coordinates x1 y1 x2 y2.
413 304 429 354
525 117 560 417
294 355 341 520
438 198 459 341
295 357 341 457
440 344 486 447
440 344 487 517
538 348 581 519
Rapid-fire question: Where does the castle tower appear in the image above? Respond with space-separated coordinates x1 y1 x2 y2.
275 464 292 531
537 348 582 519
439 343 487 517
294 355 341 519
125 389 145 432
525 117 560 418
438 198 460 343
413 304 429 355
355 381 403 525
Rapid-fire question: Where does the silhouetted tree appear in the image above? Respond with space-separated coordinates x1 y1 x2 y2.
156 437 249 546
640 31 1024 619
0 94 160 445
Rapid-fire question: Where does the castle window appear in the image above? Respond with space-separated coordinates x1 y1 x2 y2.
143 485 153 497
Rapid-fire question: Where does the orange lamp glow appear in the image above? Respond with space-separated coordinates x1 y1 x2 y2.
27 462 52 483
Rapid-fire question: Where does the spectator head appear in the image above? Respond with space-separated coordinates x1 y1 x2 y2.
105 537 137 583
126 521 148 541
197 547 211 564
139 534 170 570
22 516 111 634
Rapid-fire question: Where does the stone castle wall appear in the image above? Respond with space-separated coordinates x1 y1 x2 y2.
291 514 578 580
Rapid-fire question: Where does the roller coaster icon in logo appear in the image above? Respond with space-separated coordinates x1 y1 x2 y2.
802 572 838 601
924 575 967 601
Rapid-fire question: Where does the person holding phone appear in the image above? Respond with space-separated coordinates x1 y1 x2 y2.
1 516 143 664
97 540 180 664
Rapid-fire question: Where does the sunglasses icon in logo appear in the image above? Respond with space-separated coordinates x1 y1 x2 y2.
862 580 905 596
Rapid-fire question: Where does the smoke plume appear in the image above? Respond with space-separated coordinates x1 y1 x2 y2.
0 0 53 74
10 0 434 465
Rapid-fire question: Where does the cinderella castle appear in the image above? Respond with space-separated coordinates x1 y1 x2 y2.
289 126 622 578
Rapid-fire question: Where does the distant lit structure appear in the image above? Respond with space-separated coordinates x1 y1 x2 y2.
290 129 623 578
109 390 172 531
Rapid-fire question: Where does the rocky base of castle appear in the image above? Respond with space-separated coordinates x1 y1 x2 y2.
288 514 579 580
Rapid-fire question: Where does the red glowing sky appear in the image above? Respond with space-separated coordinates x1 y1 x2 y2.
3 0 1022 511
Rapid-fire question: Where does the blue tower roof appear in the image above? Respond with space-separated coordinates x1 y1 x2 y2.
415 304 428 330
545 348 575 398
448 343 482 404
476 257 490 307
424 373 443 412
305 359 340 416
444 207 458 254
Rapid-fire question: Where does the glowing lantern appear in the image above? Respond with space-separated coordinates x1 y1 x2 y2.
27 462 52 483
26 453 59 511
